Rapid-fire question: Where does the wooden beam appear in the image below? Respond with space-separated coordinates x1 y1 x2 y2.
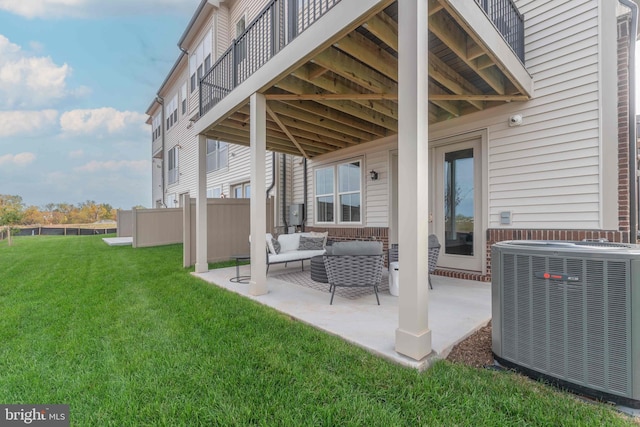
292 63 398 121
428 81 460 117
268 101 380 141
214 124 328 156
362 11 398 51
274 76 398 132
428 51 483 110
264 93 398 101
266 106 309 159
312 47 397 94
429 11 505 95
429 0 444 16
333 29 398 81
237 104 361 147
308 66 329 80
429 94 529 101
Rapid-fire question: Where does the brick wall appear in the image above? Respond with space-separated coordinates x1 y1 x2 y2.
618 14 631 234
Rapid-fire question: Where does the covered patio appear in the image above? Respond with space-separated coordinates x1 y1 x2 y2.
194 263 491 369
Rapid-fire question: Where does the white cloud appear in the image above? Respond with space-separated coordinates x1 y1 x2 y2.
0 110 59 138
60 108 147 136
69 149 84 159
0 152 36 166
0 35 73 109
0 0 194 18
74 159 149 174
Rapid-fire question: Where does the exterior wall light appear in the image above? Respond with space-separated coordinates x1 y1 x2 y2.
370 170 379 181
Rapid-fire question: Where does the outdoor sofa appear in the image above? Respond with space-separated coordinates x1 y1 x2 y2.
265 232 327 272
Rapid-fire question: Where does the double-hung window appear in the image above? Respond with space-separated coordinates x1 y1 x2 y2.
180 82 187 115
206 139 228 172
168 146 179 185
165 94 178 130
151 113 161 141
315 160 361 224
190 29 212 93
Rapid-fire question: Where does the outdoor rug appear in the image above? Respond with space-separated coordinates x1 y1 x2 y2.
273 270 390 300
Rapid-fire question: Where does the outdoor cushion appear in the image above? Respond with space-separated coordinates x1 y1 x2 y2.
298 236 324 250
331 241 383 256
268 249 325 263
271 238 281 254
266 232 277 254
277 233 302 253
308 231 328 246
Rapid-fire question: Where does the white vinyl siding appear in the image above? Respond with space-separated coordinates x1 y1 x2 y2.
206 139 228 172
151 113 161 141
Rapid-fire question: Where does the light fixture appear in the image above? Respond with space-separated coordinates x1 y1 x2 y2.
370 170 378 181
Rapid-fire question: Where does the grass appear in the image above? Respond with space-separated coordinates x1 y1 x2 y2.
0 235 635 426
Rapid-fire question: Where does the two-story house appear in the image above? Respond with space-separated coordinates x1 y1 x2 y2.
149 0 639 361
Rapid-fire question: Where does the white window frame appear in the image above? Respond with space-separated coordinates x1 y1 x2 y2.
165 94 178 131
206 139 228 173
168 146 179 185
231 182 250 199
314 158 363 225
206 187 222 198
151 113 161 141
180 82 187 115
190 29 212 93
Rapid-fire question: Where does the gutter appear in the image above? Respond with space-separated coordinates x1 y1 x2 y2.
282 154 289 233
302 158 307 231
620 0 638 243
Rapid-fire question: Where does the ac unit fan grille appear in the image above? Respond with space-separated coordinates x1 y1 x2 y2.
501 253 631 397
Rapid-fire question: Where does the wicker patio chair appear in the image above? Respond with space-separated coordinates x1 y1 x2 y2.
324 253 385 305
386 234 441 290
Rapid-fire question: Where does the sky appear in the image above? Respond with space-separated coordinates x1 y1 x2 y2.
0 0 197 209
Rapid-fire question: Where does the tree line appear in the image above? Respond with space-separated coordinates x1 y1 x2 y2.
0 194 118 227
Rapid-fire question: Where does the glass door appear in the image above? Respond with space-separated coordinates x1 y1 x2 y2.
435 138 482 271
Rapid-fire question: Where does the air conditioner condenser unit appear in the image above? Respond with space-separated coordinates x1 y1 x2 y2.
492 240 640 408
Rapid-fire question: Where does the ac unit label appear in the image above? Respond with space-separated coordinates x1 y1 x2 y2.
534 272 580 282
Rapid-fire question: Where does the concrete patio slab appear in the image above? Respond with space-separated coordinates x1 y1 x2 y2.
103 237 133 246
193 263 491 370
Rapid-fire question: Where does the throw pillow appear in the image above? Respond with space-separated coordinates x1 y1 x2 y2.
271 237 281 254
298 236 324 250
309 231 329 247
266 233 277 254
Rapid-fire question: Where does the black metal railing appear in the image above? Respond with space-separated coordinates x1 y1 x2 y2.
200 0 341 117
475 0 525 63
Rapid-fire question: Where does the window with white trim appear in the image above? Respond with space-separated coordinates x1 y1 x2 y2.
232 182 250 199
190 29 212 93
206 187 222 198
151 113 161 141
206 139 228 172
168 146 179 185
165 94 178 130
315 160 361 224
180 82 187 115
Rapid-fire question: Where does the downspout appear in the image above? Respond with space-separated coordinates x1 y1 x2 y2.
620 0 638 242
302 158 308 232
157 95 166 207
282 153 289 233
266 152 276 197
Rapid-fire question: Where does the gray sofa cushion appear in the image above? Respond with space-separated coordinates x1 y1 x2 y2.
298 236 324 250
330 241 383 255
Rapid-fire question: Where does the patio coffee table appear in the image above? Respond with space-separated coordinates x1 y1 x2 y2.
310 255 329 283
230 254 251 284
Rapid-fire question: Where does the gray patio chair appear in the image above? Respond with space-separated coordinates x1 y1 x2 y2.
323 241 384 305
386 234 441 289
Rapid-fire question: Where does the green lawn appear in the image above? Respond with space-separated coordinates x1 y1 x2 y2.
0 235 635 426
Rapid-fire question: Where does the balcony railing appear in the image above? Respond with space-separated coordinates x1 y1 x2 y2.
200 0 341 117
475 0 525 63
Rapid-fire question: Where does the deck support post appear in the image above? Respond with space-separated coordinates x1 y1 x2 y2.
250 92 268 295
